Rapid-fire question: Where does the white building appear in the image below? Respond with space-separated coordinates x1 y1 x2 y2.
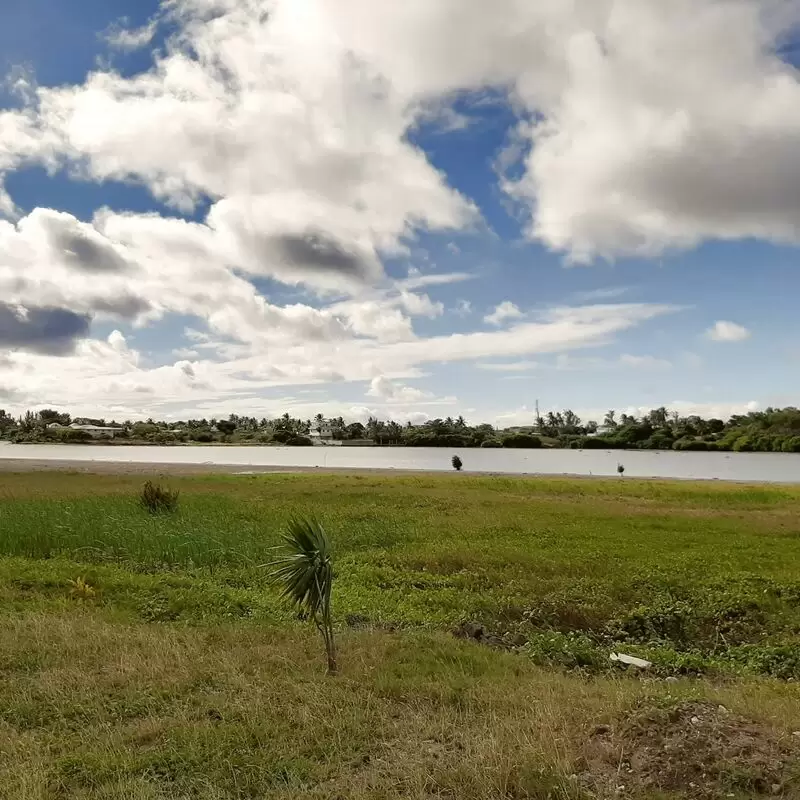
309 420 335 442
68 423 119 439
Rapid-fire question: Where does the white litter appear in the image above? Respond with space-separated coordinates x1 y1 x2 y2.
609 652 652 669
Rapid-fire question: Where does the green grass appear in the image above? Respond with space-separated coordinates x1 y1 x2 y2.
1 471 800 798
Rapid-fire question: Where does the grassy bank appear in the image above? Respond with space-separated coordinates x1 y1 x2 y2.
1 472 799 798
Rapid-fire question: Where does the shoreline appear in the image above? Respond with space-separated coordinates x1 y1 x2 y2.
0 456 795 485
0 458 522 477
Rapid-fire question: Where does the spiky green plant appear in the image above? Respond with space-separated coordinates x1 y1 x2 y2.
268 517 337 674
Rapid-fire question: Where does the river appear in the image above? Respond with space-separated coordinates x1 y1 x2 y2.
1 442 800 482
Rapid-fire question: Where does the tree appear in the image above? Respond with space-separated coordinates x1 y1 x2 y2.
452 455 463 471
38 408 70 426
647 407 668 428
19 411 38 433
217 420 236 435
268 518 337 674
562 409 582 433
345 422 366 440
603 410 617 429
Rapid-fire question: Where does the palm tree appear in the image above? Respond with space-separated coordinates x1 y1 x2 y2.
268 517 337 674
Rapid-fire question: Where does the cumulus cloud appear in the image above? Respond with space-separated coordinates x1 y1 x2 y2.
706 320 751 342
0 0 778 417
4 1 797 269
0 301 676 416
0 303 90 355
367 376 433 404
0 0 476 292
484 301 524 326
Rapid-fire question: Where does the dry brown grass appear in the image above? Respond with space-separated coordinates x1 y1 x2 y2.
1 611 799 799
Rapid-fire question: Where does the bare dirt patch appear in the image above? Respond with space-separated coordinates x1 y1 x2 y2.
582 700 798 799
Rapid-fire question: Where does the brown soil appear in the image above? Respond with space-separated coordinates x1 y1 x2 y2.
581 701 798 799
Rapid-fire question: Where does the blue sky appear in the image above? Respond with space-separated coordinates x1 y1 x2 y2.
0 0 798 424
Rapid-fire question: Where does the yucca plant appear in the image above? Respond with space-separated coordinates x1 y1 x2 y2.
268 517 337 674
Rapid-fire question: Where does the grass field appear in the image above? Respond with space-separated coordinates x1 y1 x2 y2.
1 471 799 799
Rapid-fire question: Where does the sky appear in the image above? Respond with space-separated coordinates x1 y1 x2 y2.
0 0 799 426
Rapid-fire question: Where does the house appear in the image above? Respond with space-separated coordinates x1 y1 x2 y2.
309 420 335 442
68 423 119 439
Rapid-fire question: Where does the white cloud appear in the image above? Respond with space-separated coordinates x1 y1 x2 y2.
1 0 781 419
0 0 477 293
367 376 433 403
500 1 800 260
398 271 473 290
105 20 159 51
706 320 751 342
4 1 797 269
477 360 538 372
366 376 457 408
0 301 676 417
484 301 524 326
397 291 444 318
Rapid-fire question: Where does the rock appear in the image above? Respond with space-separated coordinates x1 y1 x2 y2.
610 652 652 669
453 621 485 641
665 676 679 684
718 705 728 714
690 716 701 725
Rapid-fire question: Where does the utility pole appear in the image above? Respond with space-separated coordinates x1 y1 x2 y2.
535 399 541 431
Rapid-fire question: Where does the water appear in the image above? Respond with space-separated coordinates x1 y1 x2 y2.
1 442 800 482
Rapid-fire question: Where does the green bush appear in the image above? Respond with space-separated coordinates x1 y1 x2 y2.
480 438 502 448
139 481 179 514
673 438 715 451
502 433 542 449
58 429 93 443
287 435 313 446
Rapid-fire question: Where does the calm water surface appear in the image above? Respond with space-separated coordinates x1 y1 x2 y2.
2 443 800 482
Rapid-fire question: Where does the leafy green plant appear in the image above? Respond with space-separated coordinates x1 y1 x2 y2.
522 631 606 671
139 481 179 514
68 576 96 601
451 455 463 471
268 517 337 674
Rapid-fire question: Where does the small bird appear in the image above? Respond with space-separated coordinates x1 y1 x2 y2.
617 462 625 477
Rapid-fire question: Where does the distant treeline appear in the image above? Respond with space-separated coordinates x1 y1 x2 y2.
3 406 800 452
